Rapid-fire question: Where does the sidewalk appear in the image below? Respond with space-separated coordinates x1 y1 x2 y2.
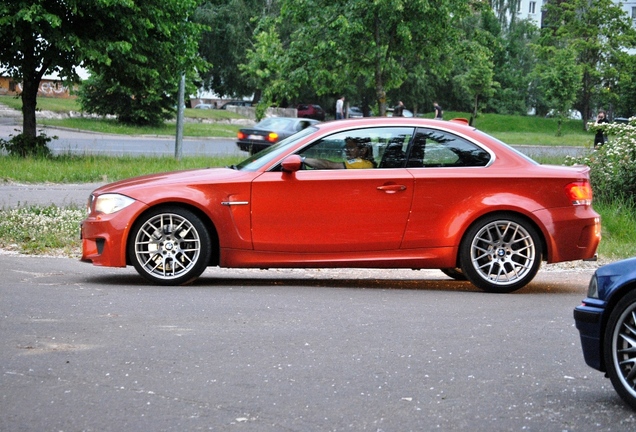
0 181 103 209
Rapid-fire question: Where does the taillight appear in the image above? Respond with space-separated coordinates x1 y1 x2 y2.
237 131 246 140
565 181 593 205
267 132 278 143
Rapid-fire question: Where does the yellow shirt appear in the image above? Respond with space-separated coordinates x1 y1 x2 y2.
344 158 374 169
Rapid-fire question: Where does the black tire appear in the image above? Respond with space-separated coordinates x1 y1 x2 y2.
128 206 211 285
440 267 467 281
604 290 636 410
459 214 542 293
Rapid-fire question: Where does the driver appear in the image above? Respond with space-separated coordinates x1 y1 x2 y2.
303 137 376 169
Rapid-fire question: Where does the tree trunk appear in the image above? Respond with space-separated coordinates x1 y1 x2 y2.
373 14 386 117
21 78 39 139
470 94 479 126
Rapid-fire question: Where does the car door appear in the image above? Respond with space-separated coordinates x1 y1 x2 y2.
401 127 493 249
250 127 416 253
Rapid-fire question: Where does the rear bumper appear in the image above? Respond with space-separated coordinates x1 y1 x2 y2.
534 206 601 263
236 140 270 153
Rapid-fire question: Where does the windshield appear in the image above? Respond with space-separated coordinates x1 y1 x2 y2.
256 117 294 129
235 126 319 171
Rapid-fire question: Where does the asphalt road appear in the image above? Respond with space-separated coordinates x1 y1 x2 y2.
0 255 631 431
0 123 242 157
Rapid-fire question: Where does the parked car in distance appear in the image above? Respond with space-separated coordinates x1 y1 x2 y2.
194 103 214 109
297 104 325 121
81 117 600 291
348 106 364 118
237 117 320 154
386 108 414 118
574 257 636 410
221 100 252 109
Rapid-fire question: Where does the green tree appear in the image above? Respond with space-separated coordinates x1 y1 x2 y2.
0 0 204 143
1 1 91 144
241 0 469 116
453 40 498 125
194 0 276 100
487 17 539 115
614 54 636 118
78 0 205 126
533 46 582 135
443 9 499 123
541 0 636 126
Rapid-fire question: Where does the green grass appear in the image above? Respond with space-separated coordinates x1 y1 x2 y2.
39 117 242 137
438 111 593 147
0 154 244 183
595 201 636 260
0 205 84 256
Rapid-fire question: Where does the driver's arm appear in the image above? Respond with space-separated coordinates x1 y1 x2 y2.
303 157 346 169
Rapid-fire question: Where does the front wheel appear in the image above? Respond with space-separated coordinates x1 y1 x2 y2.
128 207 211 285
604 290 636 410
459 214 542 293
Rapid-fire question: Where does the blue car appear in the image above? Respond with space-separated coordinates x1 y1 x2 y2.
574 257 636 409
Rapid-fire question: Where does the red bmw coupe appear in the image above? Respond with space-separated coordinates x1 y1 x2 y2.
81 118 601 292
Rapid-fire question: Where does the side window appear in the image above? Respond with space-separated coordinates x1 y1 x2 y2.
407 128 491 168
299 127 415 169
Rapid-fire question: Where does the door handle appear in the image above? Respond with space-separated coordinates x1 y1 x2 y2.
377 184 407 193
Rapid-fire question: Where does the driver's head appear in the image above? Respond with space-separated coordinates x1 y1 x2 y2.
344 138 370 159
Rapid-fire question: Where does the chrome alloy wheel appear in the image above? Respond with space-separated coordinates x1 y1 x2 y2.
133 212 202 281
608 298 636 407
469 219 537 287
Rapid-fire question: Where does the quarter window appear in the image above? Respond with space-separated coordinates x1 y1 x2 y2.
407 128 491 168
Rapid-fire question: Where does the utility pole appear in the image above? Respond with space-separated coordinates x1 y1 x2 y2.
175 73 185 160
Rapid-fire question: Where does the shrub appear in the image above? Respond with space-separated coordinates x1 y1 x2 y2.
566 117 636 204
0 131 55 158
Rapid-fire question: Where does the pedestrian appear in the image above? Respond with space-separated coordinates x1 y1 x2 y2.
393 101 405 117
434 102 443 120
594 110 609 148
336 96 345 120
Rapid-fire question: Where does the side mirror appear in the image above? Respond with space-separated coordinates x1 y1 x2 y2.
281 154 303 173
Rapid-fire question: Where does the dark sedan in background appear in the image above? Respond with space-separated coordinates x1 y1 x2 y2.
237 117 319 154
574 257 636 410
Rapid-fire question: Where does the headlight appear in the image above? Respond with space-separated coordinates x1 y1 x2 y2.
587 274 599 299
94 193 135 215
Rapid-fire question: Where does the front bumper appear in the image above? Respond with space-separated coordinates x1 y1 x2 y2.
573 301 606 371
80 201 149 267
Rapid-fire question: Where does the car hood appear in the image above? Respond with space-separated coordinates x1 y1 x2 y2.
92 167 255 199
596 257 636 299
596 257 636 279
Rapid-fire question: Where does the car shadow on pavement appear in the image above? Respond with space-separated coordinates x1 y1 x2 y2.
86 273 583 294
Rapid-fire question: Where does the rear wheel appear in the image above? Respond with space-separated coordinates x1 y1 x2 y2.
128 207 211 285
604 290 636 410
459 214 541 293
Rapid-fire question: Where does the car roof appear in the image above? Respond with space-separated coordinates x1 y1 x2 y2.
311 117 472 133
